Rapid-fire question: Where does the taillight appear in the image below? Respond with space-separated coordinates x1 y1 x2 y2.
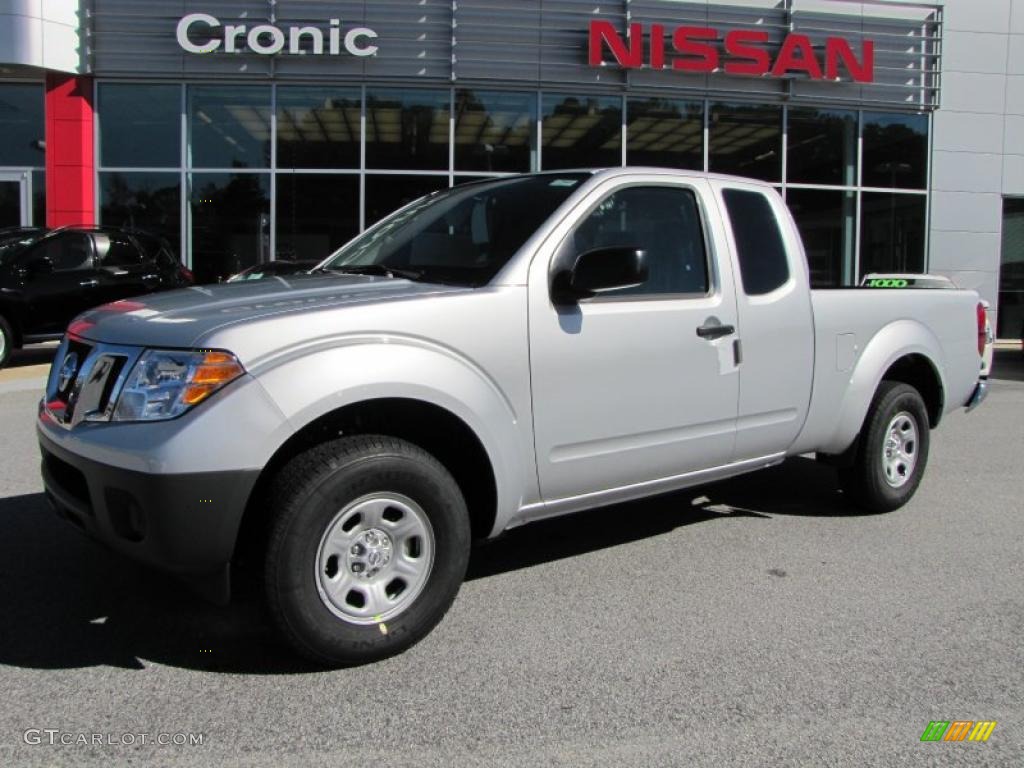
976 302 986 357
180 266 195 284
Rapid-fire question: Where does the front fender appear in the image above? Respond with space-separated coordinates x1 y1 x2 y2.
252 335 532 537
820 319 946 455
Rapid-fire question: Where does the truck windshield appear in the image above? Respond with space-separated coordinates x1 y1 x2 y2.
320 173 591 287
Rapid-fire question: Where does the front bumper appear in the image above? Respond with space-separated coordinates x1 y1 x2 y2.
38 427 259 603
965 378 988 412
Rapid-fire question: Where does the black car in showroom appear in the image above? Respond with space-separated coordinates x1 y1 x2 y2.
0 226 194 367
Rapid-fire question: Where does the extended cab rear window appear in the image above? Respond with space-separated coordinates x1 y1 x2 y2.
722 189 789 296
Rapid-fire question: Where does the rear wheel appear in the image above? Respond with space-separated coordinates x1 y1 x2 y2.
264 435 470 666
0 315 15 368
839 381 930 513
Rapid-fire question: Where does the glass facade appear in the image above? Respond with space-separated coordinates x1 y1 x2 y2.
189 173 270 285
98 84 180 168
542 94 622 170
787 189 856 287
276 174 359 261
276 87 360 170
91 83 932 285
626 98 702 170
710 103 782 182
0 83 45 226
998 198 1024 341
455 90 535 173
98 171 181 253
860 193 927 276
786 108 857 186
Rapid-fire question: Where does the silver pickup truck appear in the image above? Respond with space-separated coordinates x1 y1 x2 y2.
37 169 989 665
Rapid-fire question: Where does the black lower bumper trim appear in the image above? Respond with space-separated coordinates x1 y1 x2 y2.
38 429 259 604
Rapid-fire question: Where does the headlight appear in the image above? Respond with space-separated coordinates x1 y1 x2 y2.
113 349 245 421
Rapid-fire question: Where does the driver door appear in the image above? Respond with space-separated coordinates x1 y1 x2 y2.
527 177 741 504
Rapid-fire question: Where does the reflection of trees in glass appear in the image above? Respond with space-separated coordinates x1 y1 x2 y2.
191 174 269 283
786 108 856 185
101 173 180 246
863 114 927 188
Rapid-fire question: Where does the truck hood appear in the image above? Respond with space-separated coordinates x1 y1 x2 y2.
71 274 470 348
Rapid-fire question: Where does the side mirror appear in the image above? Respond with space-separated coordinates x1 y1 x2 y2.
552 246 648 303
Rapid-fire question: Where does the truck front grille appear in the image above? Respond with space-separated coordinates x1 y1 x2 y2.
44 336 142 429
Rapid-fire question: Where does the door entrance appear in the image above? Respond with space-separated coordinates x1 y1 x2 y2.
0 171 32 229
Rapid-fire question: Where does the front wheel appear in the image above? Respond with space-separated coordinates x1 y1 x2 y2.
264 435 471 666
839 381 931 513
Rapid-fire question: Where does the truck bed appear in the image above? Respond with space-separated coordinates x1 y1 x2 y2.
792 287 981 456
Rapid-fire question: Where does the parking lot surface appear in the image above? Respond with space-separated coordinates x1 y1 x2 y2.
0 353 1021 767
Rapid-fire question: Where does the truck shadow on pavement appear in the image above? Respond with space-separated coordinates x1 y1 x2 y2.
0 457 863 674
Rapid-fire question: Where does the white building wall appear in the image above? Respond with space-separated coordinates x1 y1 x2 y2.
930 0 1023 336
0 1 84 74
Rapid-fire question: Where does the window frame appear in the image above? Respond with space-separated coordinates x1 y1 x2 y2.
555 180 717 303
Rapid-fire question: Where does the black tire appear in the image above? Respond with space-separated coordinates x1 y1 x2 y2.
264 435 471 666
839 381 930 513
0 315 14 369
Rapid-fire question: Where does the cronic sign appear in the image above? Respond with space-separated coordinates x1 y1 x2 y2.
176 13 379 57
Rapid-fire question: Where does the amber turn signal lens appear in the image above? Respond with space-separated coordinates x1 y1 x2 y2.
181 351 245 406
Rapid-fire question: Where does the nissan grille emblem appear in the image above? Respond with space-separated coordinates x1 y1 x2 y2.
57 352 79 392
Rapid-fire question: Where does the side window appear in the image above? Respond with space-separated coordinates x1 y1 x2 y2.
722 189 790 296
96 233 143 267
29 233 93 272
570 186 709 297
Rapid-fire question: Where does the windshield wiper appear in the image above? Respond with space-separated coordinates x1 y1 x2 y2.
319 264 426 281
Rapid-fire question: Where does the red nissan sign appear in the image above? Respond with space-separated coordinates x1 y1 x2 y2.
588 21 874 83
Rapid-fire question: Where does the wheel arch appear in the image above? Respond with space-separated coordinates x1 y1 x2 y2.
822 319 947 455
234 396 501 573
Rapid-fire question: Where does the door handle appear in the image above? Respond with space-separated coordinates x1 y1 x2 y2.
79 279 100 288
696 321 735 340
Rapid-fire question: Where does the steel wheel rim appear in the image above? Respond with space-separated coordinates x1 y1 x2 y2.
0 325 6 360
882 410 918 488
315 492 435 625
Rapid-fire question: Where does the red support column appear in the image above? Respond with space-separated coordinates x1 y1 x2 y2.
45 73 95 228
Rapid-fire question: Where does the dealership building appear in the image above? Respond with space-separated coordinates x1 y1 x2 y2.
0 0 1021 339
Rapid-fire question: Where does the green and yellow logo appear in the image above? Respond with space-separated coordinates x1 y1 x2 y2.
920 720 997 742
867 278 910 288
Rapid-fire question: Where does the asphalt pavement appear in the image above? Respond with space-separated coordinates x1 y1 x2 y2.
0 352 1021 767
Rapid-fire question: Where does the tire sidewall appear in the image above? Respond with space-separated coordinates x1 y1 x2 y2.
0 316 13 368
862 384 930 510
269 448 470 665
